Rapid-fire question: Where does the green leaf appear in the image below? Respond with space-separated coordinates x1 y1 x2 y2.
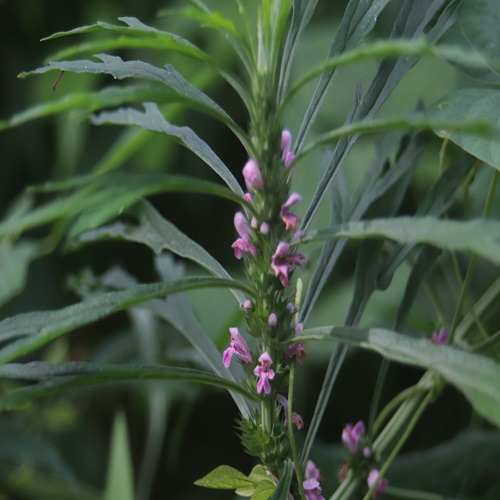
269 460 293 500
293 326 500 426
194 465 253 489
450 0 500 82
104 412 134 500
85 263 251 418
160 2 253 77
0 277 251 364
427 88 500 170
0 362 257 410
299 217 500 266
19 54 245 141
236 465 274 497
91 103 243 194
389 430 500 495
0 174 244 240
300 0 460 232
294 0 391 152
43 17 249 103
73 200 245 305
296 113 493 162
0 240 40 307
0 85 180 132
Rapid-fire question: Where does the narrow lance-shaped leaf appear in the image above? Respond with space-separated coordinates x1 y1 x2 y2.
44 17 250 106
0 173 246 240
290 326 500 427
19 54 248 150
91 103 243 195
0 362 258 410
0 277 252 365
0 85 180 132
299 217 500 266
73 200 246 304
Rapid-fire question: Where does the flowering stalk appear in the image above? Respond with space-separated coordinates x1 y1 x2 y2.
218 3 313 494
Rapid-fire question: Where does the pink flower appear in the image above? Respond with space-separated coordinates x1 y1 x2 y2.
367 469 388 498
260 221 269 234
280 193 302 232
243 192 253 204
268 313 278 326
243 299 252 310
271 241 305 287
242 159 264 191
276 394 303 429
231 212 256 259
342 420 365 455
303 460 324 500
232 238 256 259
281 130 295 168
285 343 306 364
223 327 252 367
254 352 275 394
431 327 449 345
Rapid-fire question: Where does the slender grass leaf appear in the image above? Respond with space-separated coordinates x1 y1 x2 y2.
294 0 391 152
301 0 459 232
299 217 500 266
292 326 500 426
426 88 500 171
73 200 245 304
0 277 251 365
0 362 258 410
278 0 319 102
283 39 490 109
91 103 243 194
104 412 134 500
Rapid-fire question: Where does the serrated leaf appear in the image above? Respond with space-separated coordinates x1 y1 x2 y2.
0 277 251 364
0 362 257 410
91 103 243 194
293 326 500 426
194 465 253 489
427 88 500 170
104 412 134 500
299 217 500 266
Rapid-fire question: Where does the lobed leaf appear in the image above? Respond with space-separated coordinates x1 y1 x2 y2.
292 326 500 426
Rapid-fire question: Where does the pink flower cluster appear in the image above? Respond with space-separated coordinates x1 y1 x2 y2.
303 460 324 500
341 421 388 497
